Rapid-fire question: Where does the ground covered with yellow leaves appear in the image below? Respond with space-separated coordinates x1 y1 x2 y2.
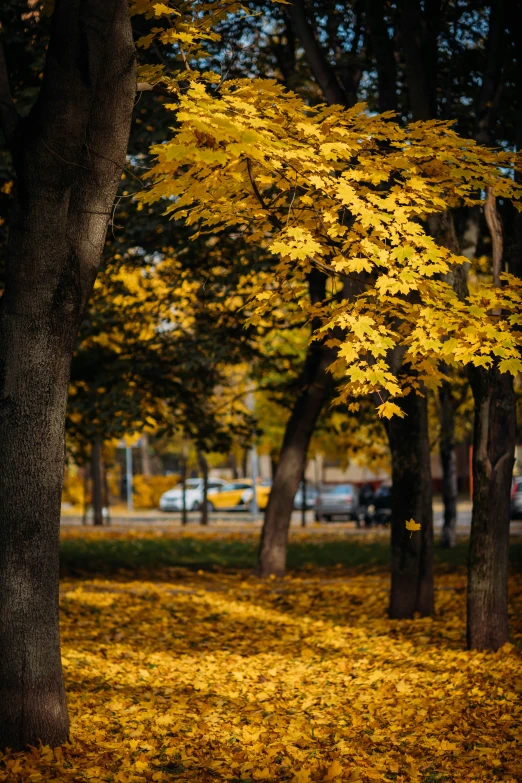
1 532 522 783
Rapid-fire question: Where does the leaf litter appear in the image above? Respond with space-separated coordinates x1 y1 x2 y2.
1 534 521 783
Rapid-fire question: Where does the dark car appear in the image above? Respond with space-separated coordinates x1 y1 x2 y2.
511 477 522 519
368 482 392 526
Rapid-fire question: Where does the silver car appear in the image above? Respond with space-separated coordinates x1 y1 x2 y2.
314 483 360 522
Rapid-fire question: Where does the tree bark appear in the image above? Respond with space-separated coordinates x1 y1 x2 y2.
366 0 398 113
91 438 104 526
257 338 336 576
258 270 335 577
398 0 439 120
388 392 434 618
467 367 515 650
0 0 135 750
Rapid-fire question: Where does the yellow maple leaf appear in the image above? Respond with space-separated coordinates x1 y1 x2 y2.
293 770 312 783
405 519 421 533
324 759 344 780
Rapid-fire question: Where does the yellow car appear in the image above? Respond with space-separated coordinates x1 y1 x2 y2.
209 479 271 511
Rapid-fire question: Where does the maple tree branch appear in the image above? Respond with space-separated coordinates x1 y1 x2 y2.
136 82 177 98
484 187 503 288
245 157 283 231
0 42 20 146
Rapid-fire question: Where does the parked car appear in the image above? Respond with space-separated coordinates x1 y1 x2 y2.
511 476 522 519
367 482 392 526
159 477 228 512
314 483 360 522
240 479 272 511
294 483 318 510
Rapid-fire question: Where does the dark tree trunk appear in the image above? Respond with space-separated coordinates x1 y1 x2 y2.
257 342 335 576
388 392 434 618
257 270 334 577
198 451 209 526
103 458 111 526
398 0 439 120
467 368 515 650
0 0 135 750
91 438 104 526
438 377 458 548
181 454 188 526
366 0 398 113
82 464 90 525
270 450 278 480
286 0 349 106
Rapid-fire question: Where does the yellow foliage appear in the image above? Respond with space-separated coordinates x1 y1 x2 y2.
137 72 522 412
133 474 180 509
62 470 85 507
1 530 521 782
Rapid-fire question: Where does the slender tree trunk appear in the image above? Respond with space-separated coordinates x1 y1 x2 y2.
257 270 335 577
0 0 135 750
103 458 111 526
82 464 90 525
270 450 278 480
467 367 515 650
388 392 434 618
258 351 335 575
198 451 209 526
91 438 104 526
438 377 458 548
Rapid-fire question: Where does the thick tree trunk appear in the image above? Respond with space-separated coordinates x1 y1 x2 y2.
91 438 104 526
438 379 458 548
0 0 135 750
467 368 515 650
388 392 434 618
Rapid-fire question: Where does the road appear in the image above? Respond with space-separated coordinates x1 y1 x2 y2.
61 502 522 536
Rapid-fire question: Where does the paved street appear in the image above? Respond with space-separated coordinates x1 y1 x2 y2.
61 501 522 536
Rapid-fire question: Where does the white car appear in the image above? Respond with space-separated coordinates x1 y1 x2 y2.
159 478 227 512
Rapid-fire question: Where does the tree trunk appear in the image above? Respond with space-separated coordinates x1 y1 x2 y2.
181 451 188 526
198 451 209 526
140 432 151 475
257 270 335 577
388 392 434 618
82 464 90 525
103 458 111 526
438 378 458 548
286 0 349 106
91 438 104 526
467 368 515 650
0 0 135 750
